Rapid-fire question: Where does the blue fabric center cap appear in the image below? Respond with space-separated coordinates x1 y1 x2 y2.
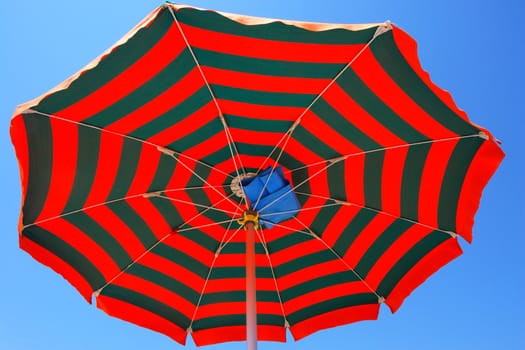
240 166 301 229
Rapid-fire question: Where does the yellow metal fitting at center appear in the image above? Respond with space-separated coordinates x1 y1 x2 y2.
237 210 259 230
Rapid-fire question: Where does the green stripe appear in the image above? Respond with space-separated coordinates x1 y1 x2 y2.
147 196 184 230
107 201 158 248
168 118 223 153
84 48 196 128
327 161 346 200
364 150 385 210
210 266 273 280
199 290 278 305
176 7 377 44
287 293 378 325
336 68 427 143
192 314 283 331
21 114 53 225
64 212 132 269
311 99 381 151
281 271 360 301
354 219 413 276
293 125 339 159
128 263 200 304
131 85 214 141
267 231 313 253
35 8 173 114
107 138 142 201
148 154 178 192
23 225 105 290
400 143 431 221
376 230 451 297
63 126 100 213
274 250 336 277
193 48 344 78
333 209 377 256
226 114 292 133
152 242 210 278
213 85 315 107
100 284 190 328
370 31 478 136
438 137 484 231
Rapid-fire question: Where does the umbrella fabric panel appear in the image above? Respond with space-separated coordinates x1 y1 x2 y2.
9 3 505 347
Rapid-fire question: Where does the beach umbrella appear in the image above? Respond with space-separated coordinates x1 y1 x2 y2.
10 3 504 349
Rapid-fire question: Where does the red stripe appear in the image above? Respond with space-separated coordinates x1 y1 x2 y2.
97 295 187 345
39 219 121 280
284 281 372 314
126 145 161 196
301 110 363 156
35 118 78 223
192 324 286 346
203 66 329 93
86 205 148 259
20 235 93 302
181 22 366 63
139 249 204 292
344 213 396 268
364 224 433 290
230 128 286 147
56 24 186 122
320 205 361 247
218 99 303 121
111 273 195 318
269 239 325 266
204 277 276 293
344 154 366 206
83 132 124 208
285 137 326 166
147 100 218 147
107 67 206 135
381 146 408 217
194 301 282 320
455 139 504 242
163 233 216 267
277 260 347 291
352 46 458 138
290 303 379 341
391 26 470 122
10 115 29 231
385 237 462 312
323 83 406 147
417 139 458 228
126 197 172 240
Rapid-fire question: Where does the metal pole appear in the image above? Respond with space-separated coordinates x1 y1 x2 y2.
245 221 257 350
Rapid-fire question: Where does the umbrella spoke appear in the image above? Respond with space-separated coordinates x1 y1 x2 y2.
289 133 484 174
254 23 392 197
294 191 459 238
292 217 383 303
24 109 234 179
167 6 247 181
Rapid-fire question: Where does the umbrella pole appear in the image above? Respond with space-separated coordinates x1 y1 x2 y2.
245 221 257 350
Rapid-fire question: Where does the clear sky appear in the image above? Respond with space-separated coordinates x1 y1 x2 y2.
1 1 523 349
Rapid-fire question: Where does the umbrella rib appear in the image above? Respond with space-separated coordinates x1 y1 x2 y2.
24 109 234 180
94 193 241 298
292 216 384 302
156 193 239 216
188 215 245 332
290 133 484 174
255 226 290 329
167 6 248 183
258 133 483 214
294 191 459 238
253 22 392 199
21 186 229 230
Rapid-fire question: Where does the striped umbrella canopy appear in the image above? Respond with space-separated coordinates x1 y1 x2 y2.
10 3 504 348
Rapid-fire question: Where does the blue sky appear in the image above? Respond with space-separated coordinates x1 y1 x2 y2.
1 1 523 349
